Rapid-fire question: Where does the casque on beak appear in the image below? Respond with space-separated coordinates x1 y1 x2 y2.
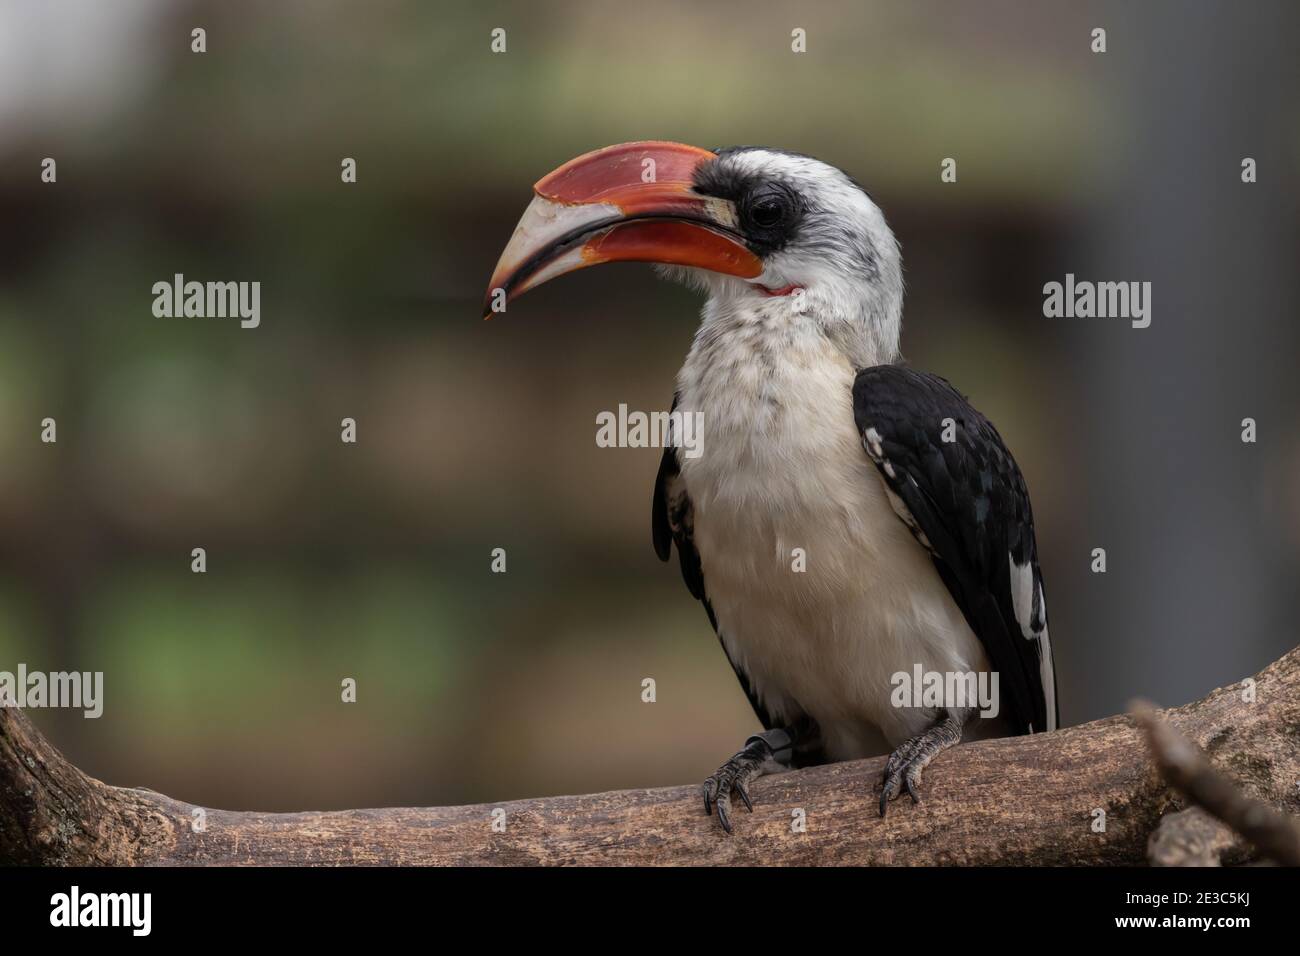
482 141 762 318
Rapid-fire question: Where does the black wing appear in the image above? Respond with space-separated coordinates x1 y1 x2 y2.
652 403 775 731
853 365 1057 734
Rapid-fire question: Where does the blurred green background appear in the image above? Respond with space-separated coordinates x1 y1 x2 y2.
1 0 1297 811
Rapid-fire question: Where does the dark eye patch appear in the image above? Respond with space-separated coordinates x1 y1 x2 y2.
697 146 883 278
692 159 805 256
739 182 802 251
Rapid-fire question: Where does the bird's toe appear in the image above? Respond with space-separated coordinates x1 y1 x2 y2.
903 762 925 804
701 740 770 833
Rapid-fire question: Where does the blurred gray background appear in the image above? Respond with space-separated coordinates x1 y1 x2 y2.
0 0 1296 811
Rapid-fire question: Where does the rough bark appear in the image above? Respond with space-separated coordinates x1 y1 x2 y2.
1146 807 1241 867
1135 699 1300 866
2 647 1297 866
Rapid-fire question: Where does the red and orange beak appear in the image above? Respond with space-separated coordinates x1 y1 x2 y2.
482 141 761 318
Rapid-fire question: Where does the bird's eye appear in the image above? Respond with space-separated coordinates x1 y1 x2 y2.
738 183 801 252
750 197 785 228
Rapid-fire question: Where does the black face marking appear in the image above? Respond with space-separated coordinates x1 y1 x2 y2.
739 180 803 253
691 156 805 257
694 146 881 277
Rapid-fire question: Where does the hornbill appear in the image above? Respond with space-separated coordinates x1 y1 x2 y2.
484 142 1057 832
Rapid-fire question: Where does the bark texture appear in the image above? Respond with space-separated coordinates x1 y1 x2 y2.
2 647 1297 866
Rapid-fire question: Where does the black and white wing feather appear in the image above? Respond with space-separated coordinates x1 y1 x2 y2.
853 365 1058 734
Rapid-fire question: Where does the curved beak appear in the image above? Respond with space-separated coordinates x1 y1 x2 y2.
482 141 761 318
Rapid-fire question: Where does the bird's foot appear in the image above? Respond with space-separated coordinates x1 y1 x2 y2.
878 708 967 817
702 728 793 833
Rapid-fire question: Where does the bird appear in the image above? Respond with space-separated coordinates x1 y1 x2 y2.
483 141 1057 832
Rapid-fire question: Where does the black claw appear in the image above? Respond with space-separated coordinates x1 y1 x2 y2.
737 783 753 813
702 741 776 833
879 758 907 817
877 718 965 820
717 797 733 834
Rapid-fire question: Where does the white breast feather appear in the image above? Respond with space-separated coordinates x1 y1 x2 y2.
675 298 991 758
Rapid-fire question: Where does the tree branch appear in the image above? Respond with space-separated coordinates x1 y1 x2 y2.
3 647 1298 866
1134 698 1300 865
1145 807 1240 867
